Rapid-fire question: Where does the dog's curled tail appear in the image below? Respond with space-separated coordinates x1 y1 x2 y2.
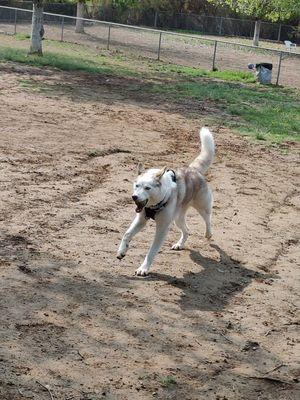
189 127 215 174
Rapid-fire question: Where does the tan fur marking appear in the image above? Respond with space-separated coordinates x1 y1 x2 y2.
177 167 206 205
137 163 145 175
155 166 168 180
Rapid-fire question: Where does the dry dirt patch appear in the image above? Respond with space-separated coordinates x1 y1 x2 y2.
0 63 299 400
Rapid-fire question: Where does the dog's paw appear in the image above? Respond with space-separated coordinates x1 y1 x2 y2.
205 233 212 240
117 242 128 259
171 243 184 250
117 252 125 260
135 266 150 277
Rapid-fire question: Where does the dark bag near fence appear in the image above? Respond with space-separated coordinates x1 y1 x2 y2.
255 63 273 84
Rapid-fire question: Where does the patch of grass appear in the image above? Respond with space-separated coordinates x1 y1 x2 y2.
255 132 267 141
0 37 255 85
149 63 255 83
160 375 177 388
18 77 79 97
15 33 31 40
151 80 300 143
19 78 31 86
0 35 257 85
0 45 134 77
19 78 42 91
211 69 256 83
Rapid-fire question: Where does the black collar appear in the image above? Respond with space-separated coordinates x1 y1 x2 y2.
144 170 176 220
145 201 168 220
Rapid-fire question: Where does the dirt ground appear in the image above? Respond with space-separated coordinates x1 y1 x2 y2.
0 62 299 400
1 20 300 88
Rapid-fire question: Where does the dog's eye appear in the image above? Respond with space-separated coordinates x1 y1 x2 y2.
145 186 151 190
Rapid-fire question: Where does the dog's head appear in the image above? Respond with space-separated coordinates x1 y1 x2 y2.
132 164 174 213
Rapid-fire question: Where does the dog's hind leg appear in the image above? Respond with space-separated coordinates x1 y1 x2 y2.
193 191 213 239
117 213 147 259
172 209 189 250
198 208 212 239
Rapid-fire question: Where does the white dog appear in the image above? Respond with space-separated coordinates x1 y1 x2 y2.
117 127 215 276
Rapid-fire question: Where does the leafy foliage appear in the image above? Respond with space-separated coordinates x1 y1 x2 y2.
207 0 300 22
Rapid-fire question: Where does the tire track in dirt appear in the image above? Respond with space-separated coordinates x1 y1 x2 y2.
257 189 300 272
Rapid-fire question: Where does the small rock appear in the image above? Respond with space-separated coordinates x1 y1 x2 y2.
242 340 260 351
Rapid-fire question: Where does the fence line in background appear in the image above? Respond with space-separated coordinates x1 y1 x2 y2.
0 5 299 88
1 5 295 54
151 11 299 43
0 1 298 43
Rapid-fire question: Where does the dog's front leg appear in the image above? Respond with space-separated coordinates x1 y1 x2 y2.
117 212 147 259
135 213 172 276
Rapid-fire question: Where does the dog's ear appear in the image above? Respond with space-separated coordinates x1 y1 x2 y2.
155 166 168 180
137 163 145 175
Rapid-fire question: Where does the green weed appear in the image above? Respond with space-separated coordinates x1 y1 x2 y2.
160 375 177 388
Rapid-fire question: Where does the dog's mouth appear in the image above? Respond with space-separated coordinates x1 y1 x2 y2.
134 199 148 213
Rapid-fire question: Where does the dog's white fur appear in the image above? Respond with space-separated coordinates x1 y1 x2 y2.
117 127 215 276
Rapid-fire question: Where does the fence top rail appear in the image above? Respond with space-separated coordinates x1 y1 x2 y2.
0 5 298 57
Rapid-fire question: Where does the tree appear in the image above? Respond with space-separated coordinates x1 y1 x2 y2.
29 0 80 55
75 0 104 33
29 0 44 55
75 0 86 33
208 0 300 46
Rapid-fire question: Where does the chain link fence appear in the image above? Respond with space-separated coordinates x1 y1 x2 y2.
0 5 299 89
151 12 299 44
89 7 299 44
1 0 299 43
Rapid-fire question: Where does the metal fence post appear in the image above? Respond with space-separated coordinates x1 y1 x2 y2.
157 31 162 60
107 25 111 50
14 8 17 34
251 21 255 41
277 24 282 42
276 52 283 86
154 11 158 28
212 41 218 70
60 16 64 41
219 17 223 36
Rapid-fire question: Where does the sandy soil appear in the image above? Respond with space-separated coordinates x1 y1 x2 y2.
1 21 300 88
0 62 299 400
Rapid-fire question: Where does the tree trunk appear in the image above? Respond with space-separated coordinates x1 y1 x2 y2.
29 1 43 55
75 1 85 33
253 19 261 46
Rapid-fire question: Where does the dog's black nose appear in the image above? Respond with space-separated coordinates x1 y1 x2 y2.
132 195 138 201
